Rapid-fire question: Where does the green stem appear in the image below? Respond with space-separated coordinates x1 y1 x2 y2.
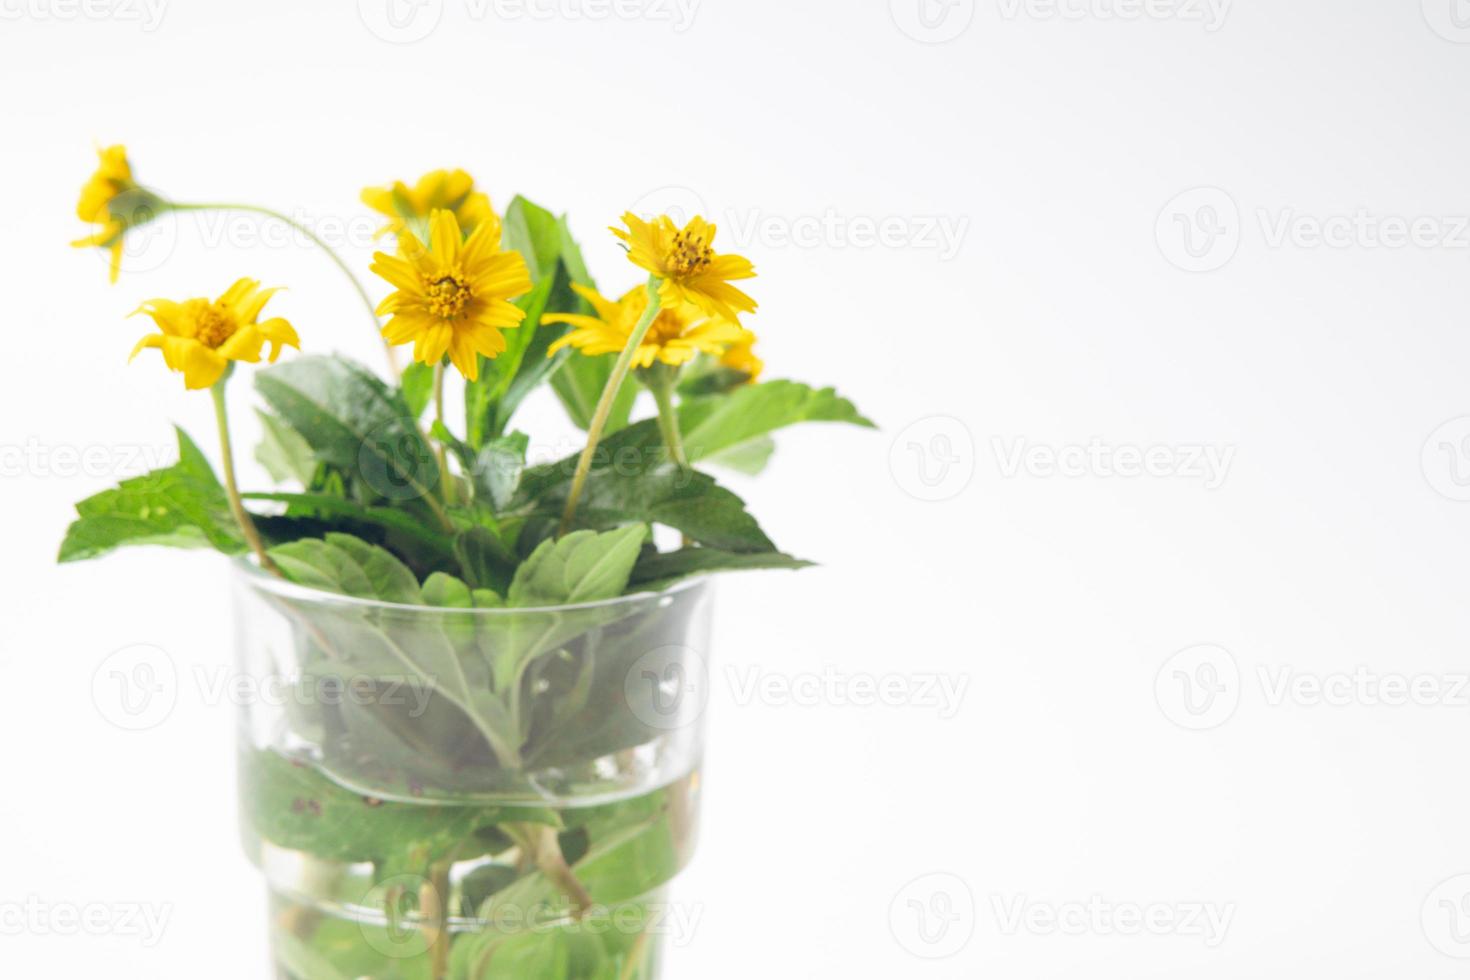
211 382 280 575
647 368 689 471
171 202 400 375
433 361 456 506
558 276 663 537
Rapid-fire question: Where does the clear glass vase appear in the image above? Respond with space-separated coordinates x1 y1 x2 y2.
230 560 714 980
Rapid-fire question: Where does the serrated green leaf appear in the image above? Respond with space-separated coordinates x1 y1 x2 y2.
422 571 474 609
678 379 875 463
255 356 441 509
255 409 316 487
508 526 648 607
629 546 813 591
58 427 245 562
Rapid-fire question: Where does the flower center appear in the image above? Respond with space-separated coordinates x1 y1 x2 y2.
425 274 472 320
196 306 237 349
668 229 714 279
647 310 689 346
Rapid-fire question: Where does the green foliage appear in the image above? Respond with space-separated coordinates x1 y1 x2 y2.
507 526 647 607
58 427 245 562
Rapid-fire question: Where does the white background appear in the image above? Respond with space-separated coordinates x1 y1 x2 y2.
5 0 1470 976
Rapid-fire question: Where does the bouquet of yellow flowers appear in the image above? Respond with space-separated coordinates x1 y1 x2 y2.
61 147 871 979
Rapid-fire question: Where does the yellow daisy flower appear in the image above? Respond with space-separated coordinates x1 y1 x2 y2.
71 145 166 284
370 209 532 381
544 283 744 370
361 169 496 240
720 327 764 382
129 279 300 390
612 213 758 324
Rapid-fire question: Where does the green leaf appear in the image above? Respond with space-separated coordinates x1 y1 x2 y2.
630 547 813 591
421 571 474 609
513 426 776 554
454 526 518 594
255 356 441 508
243 492 454 554
678 380 875 464
471 432 529 512
255 409 316 487
508 526 648 607
58 427 245 562
702 435 776 475
268 534 422 604
399 360 435 419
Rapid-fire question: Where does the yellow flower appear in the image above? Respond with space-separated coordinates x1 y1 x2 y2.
71 145 166 284
362 169 496 241
129 279 300 390
544 283 744 370
612 213 757 324
720 327 763 382
370 209 532 381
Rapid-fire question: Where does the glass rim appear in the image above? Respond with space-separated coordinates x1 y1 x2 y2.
230 555 709 616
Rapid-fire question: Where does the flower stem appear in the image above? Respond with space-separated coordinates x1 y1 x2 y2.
558 276 663 537
647 367 689 471
171 202 400 376
433 361 456 507
211 382 279 575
